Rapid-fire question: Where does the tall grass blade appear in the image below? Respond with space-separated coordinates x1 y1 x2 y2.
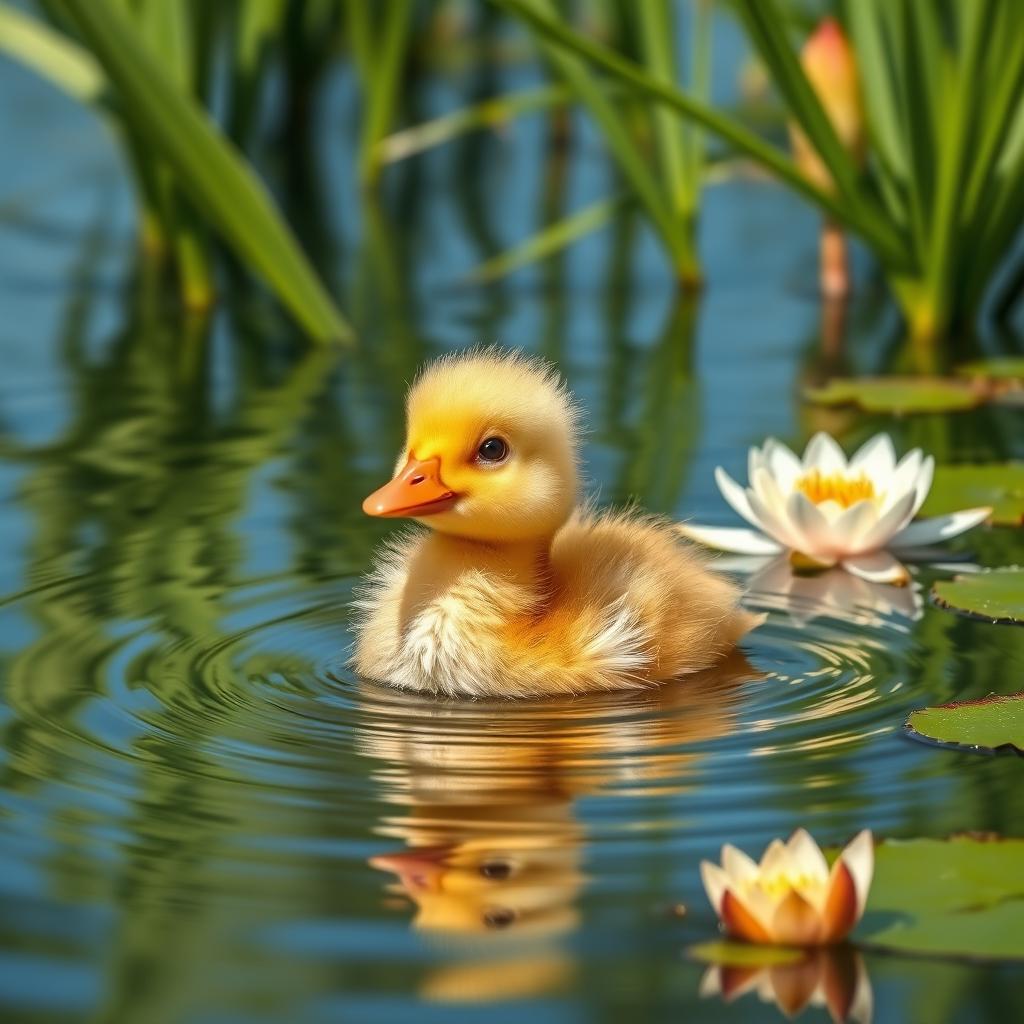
919 0 990 336
231 0 287 137
635 1 689 216
0 4 102 103
683 1 712 209
52 0 352 344
468 196 624 282
843 0 906 180
359 0 415 187
376 85 565 164
236 0 287 78
521 0 688 278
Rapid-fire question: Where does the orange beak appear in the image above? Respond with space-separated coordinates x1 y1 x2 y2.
362 455 458 518
369 846 449 892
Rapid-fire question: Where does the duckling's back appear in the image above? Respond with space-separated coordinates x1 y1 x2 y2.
352 511 757 698
547 510 759 683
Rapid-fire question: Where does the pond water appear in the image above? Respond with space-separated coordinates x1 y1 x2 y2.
2 28 1024 1024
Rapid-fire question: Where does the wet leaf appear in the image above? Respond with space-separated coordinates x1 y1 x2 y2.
956 358 1024 381
860 836 1024 959
920 464 1024 525
688 941 805 967
932 568 1024 623
803 377 989 413
905 693 1024 756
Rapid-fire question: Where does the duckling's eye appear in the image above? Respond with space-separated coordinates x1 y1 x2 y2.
482 907 517 929
477 437 509 464
479 859 513 880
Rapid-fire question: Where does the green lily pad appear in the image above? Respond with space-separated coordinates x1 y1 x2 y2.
804 377 988 414
932 568 1024 623
860 836 1024 960
905 693 1024 756
919 464 1024 526
956 358 1024 381
688 941 805 967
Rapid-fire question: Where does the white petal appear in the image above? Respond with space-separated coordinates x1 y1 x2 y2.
815 499 847 523
714 466 767 531
787 491 833 556
878 449 921 514
889 507 991 549
909 455 935 518
762 438 803 491
678 524 782 555
697 968 723 999
839 830 874 920
841 551 910 585
830 498 880 548
748 445 765 487
786 828 829 884
759 837 791 878
722 844 760 885
700 860 732 915
854 490 917 552
849 433 895 482
850 958 874 1024
749 469 804 549
802 432 847 473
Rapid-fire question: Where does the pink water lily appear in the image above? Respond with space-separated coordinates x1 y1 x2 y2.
681 433 991 585
701 829 873 946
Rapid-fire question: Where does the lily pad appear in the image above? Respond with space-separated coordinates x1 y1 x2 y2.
905 693 1024 756
688 941 804 967
956 358 1024 382
804 377 988 414
919 463 1024 526
932 568 1024 623
860 836 1024 960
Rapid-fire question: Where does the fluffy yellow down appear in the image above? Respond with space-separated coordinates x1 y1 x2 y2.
353 348 759 698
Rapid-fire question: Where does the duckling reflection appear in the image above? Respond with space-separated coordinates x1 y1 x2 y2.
357 654 756 999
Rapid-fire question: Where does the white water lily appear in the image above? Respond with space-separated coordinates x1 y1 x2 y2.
701 829 874 947
682 433 991 585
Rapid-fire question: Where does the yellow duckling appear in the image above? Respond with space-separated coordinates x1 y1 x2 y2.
354 349 758 698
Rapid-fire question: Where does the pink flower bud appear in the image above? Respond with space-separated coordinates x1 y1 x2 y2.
790 18 865 192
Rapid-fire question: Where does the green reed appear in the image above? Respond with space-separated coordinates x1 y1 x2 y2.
1 0 351 344
467 0 714 287
495 0 1024 351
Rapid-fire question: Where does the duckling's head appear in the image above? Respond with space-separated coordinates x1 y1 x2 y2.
363 349 580 543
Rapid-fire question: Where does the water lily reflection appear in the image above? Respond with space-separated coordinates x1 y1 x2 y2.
700 945 872 1024
744 555 924 629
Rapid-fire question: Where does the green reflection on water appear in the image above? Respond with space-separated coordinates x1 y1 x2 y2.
2 55 1024 1024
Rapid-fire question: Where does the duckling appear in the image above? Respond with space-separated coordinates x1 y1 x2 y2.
354 349 759 698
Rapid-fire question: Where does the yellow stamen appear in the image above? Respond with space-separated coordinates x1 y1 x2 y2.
796 469 875 508
747 873 823 900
